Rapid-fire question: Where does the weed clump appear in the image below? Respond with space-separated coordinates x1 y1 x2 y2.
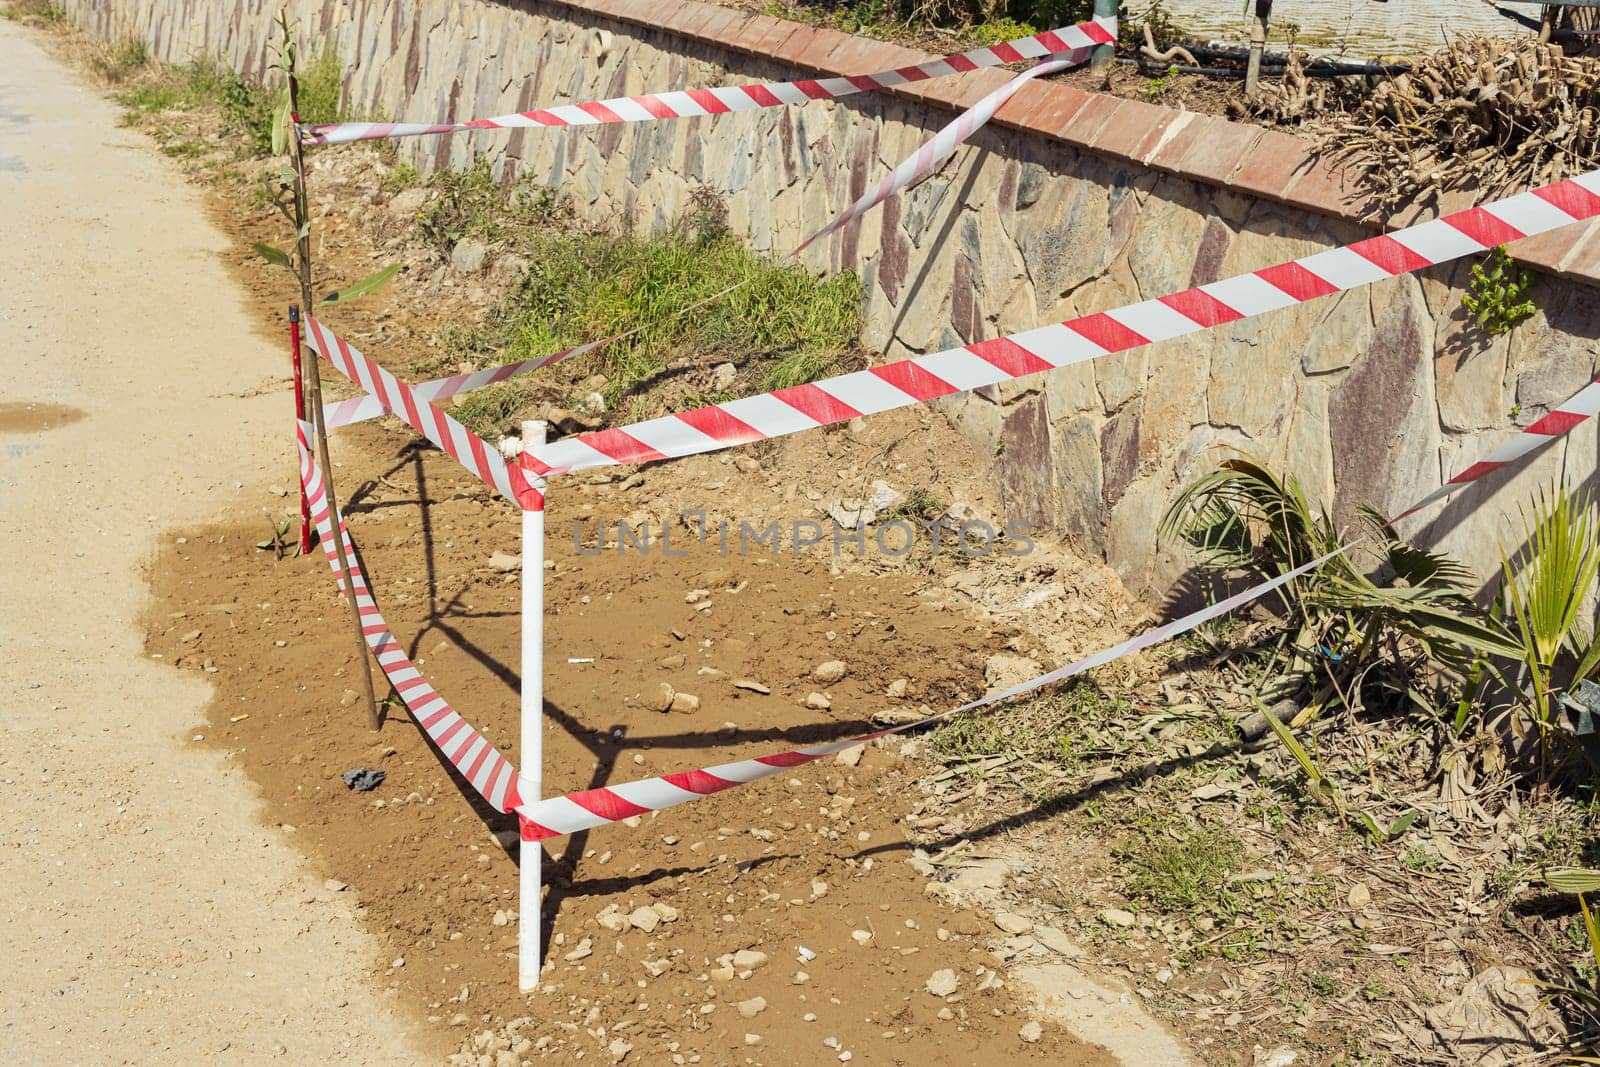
434 178 861 426
1 0 66 23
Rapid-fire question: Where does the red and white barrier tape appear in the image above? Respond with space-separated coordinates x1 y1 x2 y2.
515 546 1343 841
522 173 1600 479
324 335 614 430
326 47 1097 430
298 17 1116 146
1395 376 1600 520
303 316 546 511
301 356 1599 840
297 420 527 813
794 48 1086 254
514 368 1600 841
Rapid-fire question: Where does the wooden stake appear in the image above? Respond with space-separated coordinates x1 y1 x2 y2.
289 69 381 732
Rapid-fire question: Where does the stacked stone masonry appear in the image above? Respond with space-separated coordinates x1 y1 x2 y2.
61 0 1600 590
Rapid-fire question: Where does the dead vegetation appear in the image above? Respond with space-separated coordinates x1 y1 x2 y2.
1335 36 1600 214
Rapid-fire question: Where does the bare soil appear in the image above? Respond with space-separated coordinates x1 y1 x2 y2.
146 414 1128 1064
45 9 1599 1064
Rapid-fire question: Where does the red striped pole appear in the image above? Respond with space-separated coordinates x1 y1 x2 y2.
289 305 311 555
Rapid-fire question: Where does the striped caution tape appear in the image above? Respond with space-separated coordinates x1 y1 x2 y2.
513 368 1600 841
297 420 527 813
325 48 1098 431
520 174 1600 478
516 546 1343 841
794 47 1092 254
298 16 1116 146
1393 376 1600 520
324 335 617 430
303 316 547 511
300 358 1600 840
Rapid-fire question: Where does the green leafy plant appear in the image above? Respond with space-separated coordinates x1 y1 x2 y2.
1354 807 1420 844
1496 487 1600 768
1145 63 1179 102
255 516 298 559
1463 245 1538 336
1258 700 1343 814
248 16 398 310
1161 457 1517 714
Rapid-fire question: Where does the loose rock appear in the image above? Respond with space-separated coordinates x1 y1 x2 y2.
925 969 959 997
813 660 848 683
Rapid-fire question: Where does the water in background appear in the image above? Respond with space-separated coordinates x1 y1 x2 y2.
1149 0 1525 53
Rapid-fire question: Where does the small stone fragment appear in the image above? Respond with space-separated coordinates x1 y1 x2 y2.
994 911 1033 935
834 744 863 766
628 907 660 933
1099 908 1137 928
807 692 833 711
731 949 768 970
563 938 594 961
734 679 771 694
812 660 848 683
850 929 872 945
925 969 959 997
1033 925 1084 958
653 682 676 712
737 996 767 1018
1018 1021 1043 1044
669 691 701 714
1347 881 1371 909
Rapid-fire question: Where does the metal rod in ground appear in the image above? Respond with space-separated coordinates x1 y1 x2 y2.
1090 0 1117 70
289 305 312 556
288 76 381 732
519 420 548 991
1246 0 1272 97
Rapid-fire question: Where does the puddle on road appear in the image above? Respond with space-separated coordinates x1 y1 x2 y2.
0 154 25 174
0 401 86 434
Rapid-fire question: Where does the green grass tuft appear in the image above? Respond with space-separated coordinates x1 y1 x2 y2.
293 48 347 127
431 180 861 434
1118 820 1245 914
1 0 66 23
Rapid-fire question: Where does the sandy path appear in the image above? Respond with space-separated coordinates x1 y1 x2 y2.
0 23 428 1064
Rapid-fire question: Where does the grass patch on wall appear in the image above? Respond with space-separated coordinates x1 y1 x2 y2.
431 178 863 436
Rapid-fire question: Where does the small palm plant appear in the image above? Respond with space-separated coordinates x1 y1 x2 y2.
1496 488 1600 772
1161 456 1517 712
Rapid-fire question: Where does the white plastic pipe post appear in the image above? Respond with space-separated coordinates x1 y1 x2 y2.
519 420 547 992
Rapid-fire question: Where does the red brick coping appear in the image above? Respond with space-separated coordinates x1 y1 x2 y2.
543 0 1600 282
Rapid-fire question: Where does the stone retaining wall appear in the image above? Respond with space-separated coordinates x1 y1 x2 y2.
59 0 1600 590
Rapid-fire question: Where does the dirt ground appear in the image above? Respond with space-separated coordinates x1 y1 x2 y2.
146 412 1136 1064
0 20 430 1065
20 5 1588 1063
0 11 1188 1065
